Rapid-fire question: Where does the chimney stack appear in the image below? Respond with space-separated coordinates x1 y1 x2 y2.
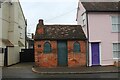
39 19 44 25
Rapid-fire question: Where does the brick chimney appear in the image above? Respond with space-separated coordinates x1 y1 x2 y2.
39 19 44 25
37 19 44 34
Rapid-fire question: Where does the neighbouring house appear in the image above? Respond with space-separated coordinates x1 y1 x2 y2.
76 1 120 66
0 0 27 66
26 37 34 49
34 19 87 68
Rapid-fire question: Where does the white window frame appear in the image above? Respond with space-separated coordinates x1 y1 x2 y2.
113 43 120 59
111 16 120 32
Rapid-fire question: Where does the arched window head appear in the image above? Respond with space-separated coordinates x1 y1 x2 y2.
73 41 80 53
44 42 52 53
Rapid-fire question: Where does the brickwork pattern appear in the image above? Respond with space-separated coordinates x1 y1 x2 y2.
34 40 86 68
34 41 57 67
68 41 86 67
37 27 44 34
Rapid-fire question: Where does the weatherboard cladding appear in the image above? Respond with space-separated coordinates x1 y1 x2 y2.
35 25 86 40
82 2 120 12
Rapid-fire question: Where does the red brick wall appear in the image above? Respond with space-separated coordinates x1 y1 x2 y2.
37 27 44 34
34 41 57 68
68 41 86 67
34 40 86 68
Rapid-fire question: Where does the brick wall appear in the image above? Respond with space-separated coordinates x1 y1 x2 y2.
68 41 86 67
34 40 86 68
37 27 44 34
34 41 57 68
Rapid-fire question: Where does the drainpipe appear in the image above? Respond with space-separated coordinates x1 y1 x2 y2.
25 19 27 49
86 11 90 67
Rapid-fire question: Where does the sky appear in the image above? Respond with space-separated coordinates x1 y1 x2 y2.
20 0 79 35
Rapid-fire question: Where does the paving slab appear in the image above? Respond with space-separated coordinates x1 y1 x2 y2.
32 66 119 74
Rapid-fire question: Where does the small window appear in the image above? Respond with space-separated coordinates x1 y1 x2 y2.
113 43 120 59
44 42 52 53
83 19 86 26
82 14 86 26
73 42 80 53
111 16 120 32
38 44 41 48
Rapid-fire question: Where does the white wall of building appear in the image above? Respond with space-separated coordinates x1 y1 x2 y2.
0 0 26 66
1 3 10 40
77 2 88 38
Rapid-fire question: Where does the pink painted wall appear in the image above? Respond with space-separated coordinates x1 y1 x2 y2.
88 13 119 66
77 1 119 66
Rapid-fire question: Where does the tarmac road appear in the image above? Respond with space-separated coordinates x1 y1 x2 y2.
1 62 120 79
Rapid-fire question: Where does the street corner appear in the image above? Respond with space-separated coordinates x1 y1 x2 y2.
32 66 40 74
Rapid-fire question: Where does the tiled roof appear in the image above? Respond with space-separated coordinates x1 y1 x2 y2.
82 2 119 12
35 25 86 40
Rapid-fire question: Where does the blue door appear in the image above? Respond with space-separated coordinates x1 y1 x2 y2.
57 41 68 66
91 43 100 66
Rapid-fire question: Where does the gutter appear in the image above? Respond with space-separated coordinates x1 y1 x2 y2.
86 11 90 67
25 23 27 49
87 10 120 13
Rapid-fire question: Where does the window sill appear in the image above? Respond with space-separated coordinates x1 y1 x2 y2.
113 58 120 60
111 32 120 33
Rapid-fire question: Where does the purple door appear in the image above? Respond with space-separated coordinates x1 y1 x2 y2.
91 43 100 65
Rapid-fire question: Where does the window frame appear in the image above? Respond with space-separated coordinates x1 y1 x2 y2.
43 42 52 53
113 43 120 59
73 41 81 53
111 16 120 33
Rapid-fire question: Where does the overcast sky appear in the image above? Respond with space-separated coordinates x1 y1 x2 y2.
20 0 79 34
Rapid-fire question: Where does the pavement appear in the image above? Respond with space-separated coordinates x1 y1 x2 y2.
0 67 2 80
32 65 119 74
2 62 120 79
